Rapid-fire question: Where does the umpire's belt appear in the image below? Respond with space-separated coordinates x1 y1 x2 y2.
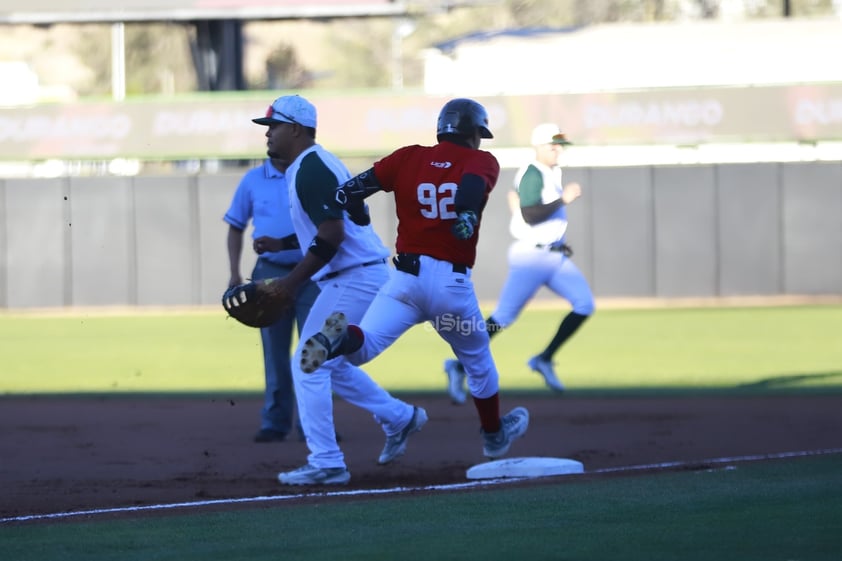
318 258 386 281
393 253 467 276
536 243 573 257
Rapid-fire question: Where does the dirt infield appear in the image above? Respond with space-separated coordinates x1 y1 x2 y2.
2 393 842 520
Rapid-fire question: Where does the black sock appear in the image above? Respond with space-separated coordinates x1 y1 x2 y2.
540 312 589 360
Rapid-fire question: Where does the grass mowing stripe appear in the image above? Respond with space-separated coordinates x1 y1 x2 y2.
5 447 841 525
1 454 839 561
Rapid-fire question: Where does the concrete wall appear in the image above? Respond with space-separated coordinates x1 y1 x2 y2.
1 161 840 309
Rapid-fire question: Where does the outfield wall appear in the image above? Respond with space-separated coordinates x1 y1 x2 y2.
1 161 840 309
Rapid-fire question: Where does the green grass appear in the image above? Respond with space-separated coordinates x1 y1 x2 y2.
2 454 840 561
1 305 841 394
2 305 840 559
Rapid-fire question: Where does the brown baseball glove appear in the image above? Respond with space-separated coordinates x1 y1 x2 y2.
221 278 293 328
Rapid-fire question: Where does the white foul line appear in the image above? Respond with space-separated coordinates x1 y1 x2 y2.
3 447 841 525
591 447 842 473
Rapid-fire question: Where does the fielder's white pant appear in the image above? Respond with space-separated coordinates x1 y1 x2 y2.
492 240 595 327
291 262 414 470
349 255 500 400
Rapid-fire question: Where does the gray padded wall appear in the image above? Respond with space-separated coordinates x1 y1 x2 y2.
133 176 196 305
560 167 594 294
781 162 842 294
716 164 780 295
5 178 66 308
2 161 841 309
653 165 718 297
68 177 133 306
197 173 247 306
590 166 655 296
471 167 518 302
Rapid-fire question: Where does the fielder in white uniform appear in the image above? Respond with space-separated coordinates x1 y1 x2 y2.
444 123 595 402
250 95 424 486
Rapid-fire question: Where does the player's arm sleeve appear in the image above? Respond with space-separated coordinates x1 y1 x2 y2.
453 173 487 214
335 167 382 206
455 151 500 214
282 157 347 288
518 166 562 225
295 155 345 226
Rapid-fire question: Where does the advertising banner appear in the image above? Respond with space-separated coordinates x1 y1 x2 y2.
1 84 840 161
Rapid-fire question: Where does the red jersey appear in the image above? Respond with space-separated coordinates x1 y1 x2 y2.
373 141 500 267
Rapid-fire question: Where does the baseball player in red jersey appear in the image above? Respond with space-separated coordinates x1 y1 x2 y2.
300 98 529 460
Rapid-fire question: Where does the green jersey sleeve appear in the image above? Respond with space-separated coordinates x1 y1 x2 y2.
295 152 345 225
517 164 544 207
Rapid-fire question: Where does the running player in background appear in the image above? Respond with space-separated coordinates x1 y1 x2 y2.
443 123 595 403
300 98 529 460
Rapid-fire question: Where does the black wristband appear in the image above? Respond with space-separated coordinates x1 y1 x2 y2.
308 236 338 262
280 233 300 250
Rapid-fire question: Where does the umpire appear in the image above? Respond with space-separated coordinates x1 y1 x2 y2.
224 156 319 442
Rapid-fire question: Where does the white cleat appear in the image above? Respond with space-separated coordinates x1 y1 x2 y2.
378 406 428 465
300 312 348 374
443 359 467 404
481 407 529 459
528 355 565 392
277 463 351 485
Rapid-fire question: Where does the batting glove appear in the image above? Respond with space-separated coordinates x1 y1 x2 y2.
451 210 478 240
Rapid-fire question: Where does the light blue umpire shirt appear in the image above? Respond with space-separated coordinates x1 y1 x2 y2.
224 158 303 267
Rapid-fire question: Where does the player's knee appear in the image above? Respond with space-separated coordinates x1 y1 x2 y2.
350 332 381 366
487 311 516 329
572 298 595 316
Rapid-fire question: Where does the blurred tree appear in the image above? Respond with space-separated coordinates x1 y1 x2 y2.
126 24 196 94
74 23 195 96
59 0 840 95
777 0 836 16
692 0 720 18
322 19 396 88
71 25 110 96
263 43 312 89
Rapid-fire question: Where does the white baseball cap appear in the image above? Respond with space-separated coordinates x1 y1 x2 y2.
531 123 572 146
252 95 317 128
